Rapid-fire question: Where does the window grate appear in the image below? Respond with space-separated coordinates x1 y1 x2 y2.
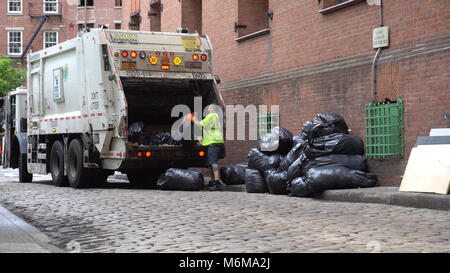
365 99 404 159
258 113 279 139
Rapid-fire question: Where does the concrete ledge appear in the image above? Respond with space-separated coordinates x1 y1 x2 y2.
318 187 450 211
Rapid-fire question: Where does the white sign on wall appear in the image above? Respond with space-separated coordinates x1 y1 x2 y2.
373 26 389 48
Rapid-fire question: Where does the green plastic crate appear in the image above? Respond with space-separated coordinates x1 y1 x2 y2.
365 99 404 159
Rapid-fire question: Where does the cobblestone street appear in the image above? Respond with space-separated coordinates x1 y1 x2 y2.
0 172 449 253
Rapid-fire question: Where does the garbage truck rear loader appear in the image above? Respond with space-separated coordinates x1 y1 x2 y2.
25 29 224 188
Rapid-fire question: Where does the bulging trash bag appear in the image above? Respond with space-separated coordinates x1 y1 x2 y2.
245 168 268 193
258 127 293 155
220 162 247 185
157 168 204 191
305 133 364 157
301 120 314 140
150 132 180 145
306 166 378 194
247 148 281 172
279 141 306 171
129 122 145 142
301 154 368 174
287 177 312 197
292 135 304 146
264 169 289 195
287 156 305 182
311 113 349 138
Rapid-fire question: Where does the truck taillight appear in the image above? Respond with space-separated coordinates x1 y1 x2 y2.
130 51 137 58
137 151 143 157
139 51 146 59
149 56 158 64
173 57 182 66
114 52 119 57
161 65 170 70
122 51 128 58
201 54 207 61
145 151 152 157
192 54 199 61
198 151 205 157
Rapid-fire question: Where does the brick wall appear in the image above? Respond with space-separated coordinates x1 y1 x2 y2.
198 0 450 186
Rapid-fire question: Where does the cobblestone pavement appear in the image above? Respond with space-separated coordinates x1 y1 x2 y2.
0 170 449 253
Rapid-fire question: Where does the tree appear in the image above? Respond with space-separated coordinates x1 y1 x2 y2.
0 55 26 96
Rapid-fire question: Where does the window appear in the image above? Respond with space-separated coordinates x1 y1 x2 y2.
236 0 270 41
78 23 94 31
149 1 161 32
44 0 58 13
181 0 201 34
115 0 122 7
8 0 22 13
318 0 364 14
115 23 121 30
257 113 279 140
7 31 22 55
79 0 94 7
365 99 404 159
44 31 58 48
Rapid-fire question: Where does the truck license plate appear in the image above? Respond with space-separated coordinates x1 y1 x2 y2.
122 62 137 70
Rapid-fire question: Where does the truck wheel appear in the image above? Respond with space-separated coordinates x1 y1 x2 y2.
127 168 163 189
50 141 68 187
67 139 89 188
18 153 32 183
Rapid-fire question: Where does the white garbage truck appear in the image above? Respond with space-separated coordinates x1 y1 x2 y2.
2 29 224 188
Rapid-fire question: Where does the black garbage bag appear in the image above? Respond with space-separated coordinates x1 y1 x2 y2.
150 132 180 145
292 135 304 146
245 168 268 193
311 113 349 138
258 127 293 155
129 121 145 143
287 177 312 197
220 162 247 185
264 169 289 195
301 120 314 140
287 156 305 182
305 133 364 157
279 141 306 170
248 148 281 172
306 166 378 194
301 154 368 174
157 168 204 191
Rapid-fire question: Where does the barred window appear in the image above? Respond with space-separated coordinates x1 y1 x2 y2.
8 31 22 55
8 0 22 13
115 0 122 7
44 31 58 48
44 0 58 13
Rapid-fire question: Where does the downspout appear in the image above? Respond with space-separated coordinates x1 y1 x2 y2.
371 0 383 103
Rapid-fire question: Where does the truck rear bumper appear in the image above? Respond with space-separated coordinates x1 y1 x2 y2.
119 143 208 169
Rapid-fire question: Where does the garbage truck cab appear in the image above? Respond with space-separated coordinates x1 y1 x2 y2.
23 29 224 188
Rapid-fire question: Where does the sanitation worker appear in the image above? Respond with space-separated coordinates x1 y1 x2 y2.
191 105 225 191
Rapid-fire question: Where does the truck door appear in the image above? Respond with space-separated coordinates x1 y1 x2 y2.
2 95 14 168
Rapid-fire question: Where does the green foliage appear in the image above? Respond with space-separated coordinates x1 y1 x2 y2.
0 55 27 96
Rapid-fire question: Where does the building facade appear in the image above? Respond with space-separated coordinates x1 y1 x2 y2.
142 0 449 186
0 0 123 63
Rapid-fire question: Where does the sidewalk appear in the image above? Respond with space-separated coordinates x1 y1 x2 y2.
0 205 63 253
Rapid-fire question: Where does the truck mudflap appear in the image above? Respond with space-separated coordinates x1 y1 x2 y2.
119 143 208 169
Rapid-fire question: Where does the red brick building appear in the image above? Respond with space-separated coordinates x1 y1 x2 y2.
138 0 449 186
0 0 123 62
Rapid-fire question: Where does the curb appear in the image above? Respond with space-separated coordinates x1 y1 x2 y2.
0 206 64 253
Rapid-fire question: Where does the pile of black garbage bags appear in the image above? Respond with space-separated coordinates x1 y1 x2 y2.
129 121 180 145
220 113 378 197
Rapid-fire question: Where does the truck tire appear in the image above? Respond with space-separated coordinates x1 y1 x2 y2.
50 141 68 187
18 153 32 183
127 168 163 189
67 139 89 188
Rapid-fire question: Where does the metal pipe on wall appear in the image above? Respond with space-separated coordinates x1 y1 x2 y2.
371 0 384 103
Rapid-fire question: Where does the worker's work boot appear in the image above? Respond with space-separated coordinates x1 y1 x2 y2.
208 180 222 191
